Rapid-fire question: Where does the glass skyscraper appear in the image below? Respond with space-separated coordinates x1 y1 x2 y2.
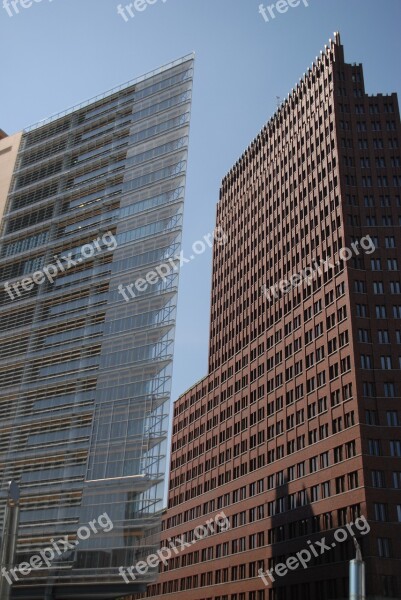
0 54 194 599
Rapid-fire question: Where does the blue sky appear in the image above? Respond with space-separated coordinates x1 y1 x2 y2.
1 0 401 402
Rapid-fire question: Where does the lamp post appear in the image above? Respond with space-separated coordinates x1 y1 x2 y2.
0 481 20 600
349 537 366 600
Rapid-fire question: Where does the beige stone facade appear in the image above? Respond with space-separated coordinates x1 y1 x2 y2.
0 131 22 224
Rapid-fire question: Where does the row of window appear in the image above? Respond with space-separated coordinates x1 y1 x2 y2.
145 575 396 600
177 292 344 424
356 303 401 318
187 278 344 419
355 282 401 296
165 506 362 572
340 120 398 131
351 156 401 168
346 192 400 206
340 101 395 114
361 354 401 369
368 439 401 457
173 381 355 472
169 439 358 507
348 213 401 225
347 175 401 188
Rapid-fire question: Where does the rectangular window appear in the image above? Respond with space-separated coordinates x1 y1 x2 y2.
387 411 399 426
371 470 385 488
374 503 388 522
377 537 391 558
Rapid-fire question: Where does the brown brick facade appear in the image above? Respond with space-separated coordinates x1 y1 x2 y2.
131 33 401 600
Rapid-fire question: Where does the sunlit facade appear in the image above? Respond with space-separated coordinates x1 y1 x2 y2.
0 54 194 599
137 34 401 600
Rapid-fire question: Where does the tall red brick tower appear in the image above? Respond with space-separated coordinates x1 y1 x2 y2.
135 33 401 600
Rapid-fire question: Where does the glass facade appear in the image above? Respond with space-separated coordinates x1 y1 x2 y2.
0 54 194 599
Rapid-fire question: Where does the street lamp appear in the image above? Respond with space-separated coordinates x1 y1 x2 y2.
349 537 366 600
0 481 20 600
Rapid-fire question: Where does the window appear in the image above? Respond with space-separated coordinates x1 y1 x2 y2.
376 305 387 318
390 440 401 457
374 503 388 522
320 452 329 468
321 481 331 499
343 383 353 400
345 411 355 428
392 472 401 488
361 354 372 369
311 485 319 502
377 537 391 558
333 417 343 433
378 330 389 344
387 411 398 426
318 397 327 413
363 382 376 397
354 280 366 293
368 439 381 456
358 328 370 343
356 304 368 317
336 476 345 494
348 471 359 489
385 237 396 248
318 424 328 442
380 356 392 369
310 456 318 472
384 382 395 397
371 470 385 488
381 575 398 598
328 338 337 354
328 392 339 411
365 409 378 425
334 446 343 463
309 428 317 444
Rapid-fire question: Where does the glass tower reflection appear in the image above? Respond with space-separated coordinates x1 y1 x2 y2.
0 54 194 599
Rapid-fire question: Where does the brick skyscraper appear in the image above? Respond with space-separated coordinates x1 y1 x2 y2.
135 33 401 600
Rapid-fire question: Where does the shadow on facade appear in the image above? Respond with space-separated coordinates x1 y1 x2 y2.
267 477 359 600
